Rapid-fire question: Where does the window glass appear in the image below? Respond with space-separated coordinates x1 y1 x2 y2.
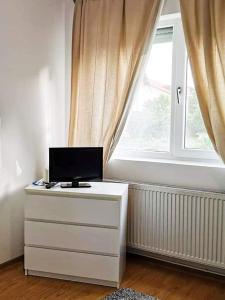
118 27 173 152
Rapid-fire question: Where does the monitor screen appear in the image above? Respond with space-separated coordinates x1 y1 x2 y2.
49 147 103 183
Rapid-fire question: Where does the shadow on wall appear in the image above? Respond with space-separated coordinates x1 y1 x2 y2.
0 0 65 263
0 79 48 263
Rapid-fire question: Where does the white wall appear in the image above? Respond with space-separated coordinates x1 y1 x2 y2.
65 0 74 138
105 159 225 193
162 0 180 15
0 0 66 264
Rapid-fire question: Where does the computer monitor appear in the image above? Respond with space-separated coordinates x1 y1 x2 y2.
49 147 103 188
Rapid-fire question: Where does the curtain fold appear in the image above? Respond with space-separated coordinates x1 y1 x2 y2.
68 0 163 163
180 0 225 162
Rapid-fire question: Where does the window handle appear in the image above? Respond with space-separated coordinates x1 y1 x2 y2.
176 86 182 104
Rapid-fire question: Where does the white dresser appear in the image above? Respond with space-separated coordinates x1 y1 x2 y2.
24 182 128 288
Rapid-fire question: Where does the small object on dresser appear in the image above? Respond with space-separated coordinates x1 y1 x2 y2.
45 182 57 189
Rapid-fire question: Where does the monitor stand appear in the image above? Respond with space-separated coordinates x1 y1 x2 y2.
60 181 91 188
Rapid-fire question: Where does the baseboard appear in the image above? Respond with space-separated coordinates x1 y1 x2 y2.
127 247 225 277
0 256 23 269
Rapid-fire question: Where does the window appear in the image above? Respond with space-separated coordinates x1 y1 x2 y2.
184 62 213 151
114 15 218 162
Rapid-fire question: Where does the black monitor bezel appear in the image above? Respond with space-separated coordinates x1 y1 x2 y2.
49 147 103 183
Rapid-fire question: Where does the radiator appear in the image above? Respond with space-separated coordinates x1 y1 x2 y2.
127 183 225 272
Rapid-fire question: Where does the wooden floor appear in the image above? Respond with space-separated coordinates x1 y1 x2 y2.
0 254 225 300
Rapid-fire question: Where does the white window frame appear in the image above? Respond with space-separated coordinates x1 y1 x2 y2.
114 14 219 164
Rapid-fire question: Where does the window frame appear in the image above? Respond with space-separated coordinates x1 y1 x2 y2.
113 14 219 163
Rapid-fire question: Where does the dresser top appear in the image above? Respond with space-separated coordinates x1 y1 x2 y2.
25 181 128 200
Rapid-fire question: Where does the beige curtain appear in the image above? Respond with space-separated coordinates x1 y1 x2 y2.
180 0 225 162
68 0 163 163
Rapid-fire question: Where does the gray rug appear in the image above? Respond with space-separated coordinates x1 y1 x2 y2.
102 288 159 300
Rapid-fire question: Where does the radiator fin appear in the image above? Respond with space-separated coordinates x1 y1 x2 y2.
127 184 225 269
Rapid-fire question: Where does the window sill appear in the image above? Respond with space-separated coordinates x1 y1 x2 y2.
110 155 224 169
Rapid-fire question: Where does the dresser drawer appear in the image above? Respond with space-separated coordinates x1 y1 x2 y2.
25 195 120 227
24 247 118 282
25 221 119 255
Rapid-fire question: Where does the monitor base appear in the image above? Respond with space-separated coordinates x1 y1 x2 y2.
60 182 91 188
